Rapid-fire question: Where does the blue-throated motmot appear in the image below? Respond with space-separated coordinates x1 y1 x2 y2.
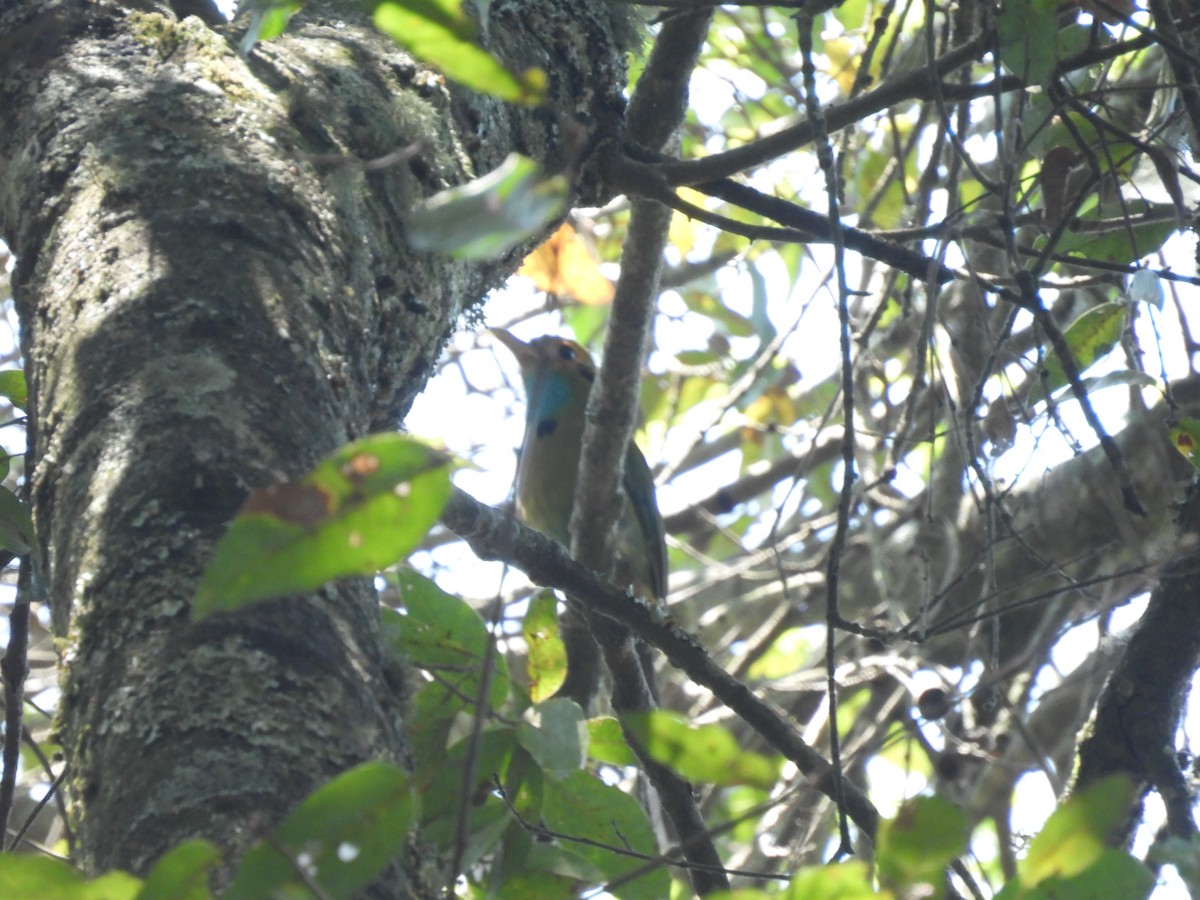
491 329 668 611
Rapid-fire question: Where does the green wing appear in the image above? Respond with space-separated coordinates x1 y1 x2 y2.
623 443 668 600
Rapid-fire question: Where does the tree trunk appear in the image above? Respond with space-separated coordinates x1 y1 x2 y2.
0 0 631 888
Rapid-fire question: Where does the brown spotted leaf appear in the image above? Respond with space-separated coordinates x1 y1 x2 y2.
193 434 452 619
1170 418 1200 471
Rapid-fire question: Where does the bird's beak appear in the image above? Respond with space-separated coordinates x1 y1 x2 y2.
490 328 533 369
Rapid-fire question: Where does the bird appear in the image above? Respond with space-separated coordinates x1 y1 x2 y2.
491 329 668 709
490 329 668 608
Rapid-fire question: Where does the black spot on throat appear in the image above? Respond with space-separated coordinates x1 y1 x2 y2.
537 418 557 438
577 365 594 383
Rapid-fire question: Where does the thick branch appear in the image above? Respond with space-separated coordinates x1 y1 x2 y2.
1075 479 1200 843
646 29 1155 187
571 11 729 892
611 153 956 283
442 487 882 841
649 34 990 186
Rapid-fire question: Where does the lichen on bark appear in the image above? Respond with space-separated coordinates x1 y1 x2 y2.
0 0 635 891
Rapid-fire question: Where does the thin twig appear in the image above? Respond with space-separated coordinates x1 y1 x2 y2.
7 765 66 852
264 834 335 900
0 555 28 848
796 6 856 860
494 777 789 884
293 139 431 172
441 488 883 842
446 563 507 888
640 26 1156 188
1009 273 1147 516
19 725 71 844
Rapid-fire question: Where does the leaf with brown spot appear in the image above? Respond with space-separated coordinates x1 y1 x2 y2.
192 434 452 619
1170 418 1200 471
0 487 36 557
240 482 333 529
343 451 381 481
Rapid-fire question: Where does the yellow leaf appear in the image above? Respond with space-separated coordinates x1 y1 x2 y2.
519 223 614 305
745 386 797 429
823 36 861 96
669 211 696 259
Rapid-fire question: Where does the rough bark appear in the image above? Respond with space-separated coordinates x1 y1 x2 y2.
1074 478 1200 845
0 0 632 887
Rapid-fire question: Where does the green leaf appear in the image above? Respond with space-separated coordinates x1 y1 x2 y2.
876 796 969 890
746 627 814 680
517 698 586 778
1036 302 1126 395
996 0 1055 83
1048 850 1154 900
407 154 568 259
373 1 545 104
747 263 774 343
494 866 589 898
0 855 141 899
407 676 464 780
784 860 876 899
419 728 517 839
385 569 510 778
1149 835 1200 896
541 770 668 900
1170 417 1200 470
0 369 28 408
876 722 934 779
0 487 36 556
451 795 513 876
523 590 565 702
396 568 509 692
1045 201 1177 266
586 716 638 767
226 762 415 900
255 4 299 41
832 0 870 32
493 813 610 893
387 568 508 701
625 710 783 790
997 848 1154 900
684 288 756 338
716 785 772 847
192 434 451 619
137 840 220 900
238 1 302 55
1020 774 1135 885
996 0 1090 86
1073 369 1159 395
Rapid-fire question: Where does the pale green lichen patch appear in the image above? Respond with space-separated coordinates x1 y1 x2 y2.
125 11 186 58
126 10 228 63
127 11 259 104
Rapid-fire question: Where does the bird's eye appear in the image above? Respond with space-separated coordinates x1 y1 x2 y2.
557 344 576 361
